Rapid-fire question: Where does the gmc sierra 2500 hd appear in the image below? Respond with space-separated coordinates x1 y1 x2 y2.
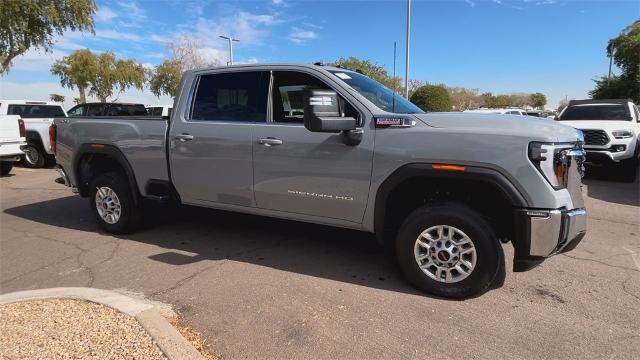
53 64 587 298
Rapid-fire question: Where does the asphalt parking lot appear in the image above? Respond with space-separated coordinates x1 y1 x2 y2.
1 167 638 359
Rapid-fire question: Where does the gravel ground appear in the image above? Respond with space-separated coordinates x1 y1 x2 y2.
0 298 166 360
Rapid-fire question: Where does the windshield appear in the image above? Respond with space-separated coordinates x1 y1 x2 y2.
7 104 65 118
559 104 630 121
328 70 424 114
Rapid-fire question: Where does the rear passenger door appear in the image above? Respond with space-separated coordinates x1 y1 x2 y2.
169 70 270 207
251 70 374 224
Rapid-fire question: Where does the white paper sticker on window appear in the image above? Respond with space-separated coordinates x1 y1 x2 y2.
334 72 352 80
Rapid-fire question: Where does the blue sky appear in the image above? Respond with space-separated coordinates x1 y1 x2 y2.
1 0 638 109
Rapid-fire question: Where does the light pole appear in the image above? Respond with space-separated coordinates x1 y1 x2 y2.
219 35 239 65
404 0 411 98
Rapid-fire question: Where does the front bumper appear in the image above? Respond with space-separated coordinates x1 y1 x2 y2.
513 207 587 271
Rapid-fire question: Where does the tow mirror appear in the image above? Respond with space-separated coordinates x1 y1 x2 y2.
303 89 357 133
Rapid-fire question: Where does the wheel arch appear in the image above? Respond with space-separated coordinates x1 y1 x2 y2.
373 163 530 245
73 143 140 205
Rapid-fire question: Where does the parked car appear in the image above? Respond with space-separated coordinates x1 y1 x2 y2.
558 99 639 181
53 63 587 299
67 102 148 117
464 108 528 115
526 110 556 118
0 115 27 175
0 100 66 168
145 105 172 117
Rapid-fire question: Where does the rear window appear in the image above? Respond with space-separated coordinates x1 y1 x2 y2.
7 104 65 118
147 107 163 116
107 104 148 116
559 104 630 121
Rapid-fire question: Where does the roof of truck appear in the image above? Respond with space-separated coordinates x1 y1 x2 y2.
0 100 64 105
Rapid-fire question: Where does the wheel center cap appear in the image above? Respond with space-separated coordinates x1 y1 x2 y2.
437 251 450 262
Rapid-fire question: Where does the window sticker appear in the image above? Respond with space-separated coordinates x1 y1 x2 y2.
334 72 352 80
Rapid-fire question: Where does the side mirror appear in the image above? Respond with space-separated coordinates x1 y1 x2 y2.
303 89 357 132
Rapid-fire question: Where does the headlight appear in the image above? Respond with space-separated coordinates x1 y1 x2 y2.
612 130 634 139
529 142 574 189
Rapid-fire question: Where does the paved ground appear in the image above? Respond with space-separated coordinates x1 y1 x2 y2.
1 167 638 359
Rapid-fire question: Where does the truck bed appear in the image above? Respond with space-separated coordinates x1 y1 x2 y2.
54 116 169 197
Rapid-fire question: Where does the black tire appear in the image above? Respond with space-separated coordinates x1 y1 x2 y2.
89 172 141 234
21 142 45 168
395 203 504 299
620 158 638 182
0 162 13 176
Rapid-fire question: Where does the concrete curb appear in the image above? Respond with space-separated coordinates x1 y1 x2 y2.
0 287 203 360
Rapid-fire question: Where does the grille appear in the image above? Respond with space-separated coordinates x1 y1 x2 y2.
581 129 609 146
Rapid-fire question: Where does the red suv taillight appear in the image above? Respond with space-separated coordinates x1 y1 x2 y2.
18 119 26 138
49 124 57 154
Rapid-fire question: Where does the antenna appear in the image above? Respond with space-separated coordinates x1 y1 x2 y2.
392 41 397 113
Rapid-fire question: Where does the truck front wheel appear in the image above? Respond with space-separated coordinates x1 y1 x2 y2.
89 172 141 234
395 203 504 299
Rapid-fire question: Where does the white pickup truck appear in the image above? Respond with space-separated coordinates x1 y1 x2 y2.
0 100 67 168
558 99 639 181
0 115 26 175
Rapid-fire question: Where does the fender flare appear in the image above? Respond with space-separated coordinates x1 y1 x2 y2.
373 163 531 243
74 143 140 205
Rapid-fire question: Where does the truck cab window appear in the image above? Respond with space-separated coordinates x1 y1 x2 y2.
191 71 269 122
68 105 87 116
272 71 359 124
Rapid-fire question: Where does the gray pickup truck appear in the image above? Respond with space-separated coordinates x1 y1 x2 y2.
53 64 587 298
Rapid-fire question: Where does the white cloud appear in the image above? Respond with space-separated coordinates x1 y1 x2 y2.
192 12 277 46
197 47 227 66
272 0 285 5
96 6 117 23
95 29 142 42
465 0 475 7
8 48 67 72
150 34 171 44
288 27 317 44
116 1 147 22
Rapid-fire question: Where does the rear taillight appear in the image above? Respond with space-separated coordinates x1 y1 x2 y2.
18 119 26 138
49 124 57 154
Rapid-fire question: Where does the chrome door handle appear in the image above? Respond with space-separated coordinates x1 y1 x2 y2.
257 137 283 147
173 134 194 142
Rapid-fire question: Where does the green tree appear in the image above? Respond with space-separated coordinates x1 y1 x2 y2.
89 52 146 102
148 60 182 98
330 57 402 93
0 0 96 74
49 94 65 103
530 92 547 109
590 20 640 102
410 84 452 112
51 49 97 103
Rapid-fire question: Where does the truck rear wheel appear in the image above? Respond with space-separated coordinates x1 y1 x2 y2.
89 172 141 234
395 203 504 299
21 142 46 168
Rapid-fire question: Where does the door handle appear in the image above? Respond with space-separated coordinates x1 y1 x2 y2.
173 134 194 142
257 137 283 147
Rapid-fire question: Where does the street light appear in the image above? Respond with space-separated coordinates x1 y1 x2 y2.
404 0 411 98
219 35 239 65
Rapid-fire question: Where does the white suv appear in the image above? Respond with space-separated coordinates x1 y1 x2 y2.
558 99 639 181
0 100 67 168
